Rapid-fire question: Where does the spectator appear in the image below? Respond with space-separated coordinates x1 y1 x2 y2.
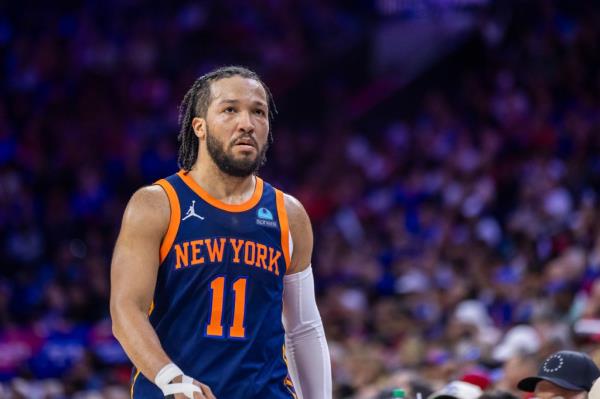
517 351 600 399
428 381 483 399
3 0 600 396
477 390 518 399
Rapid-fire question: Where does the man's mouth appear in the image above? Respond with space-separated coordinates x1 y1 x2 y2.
233 138 257 150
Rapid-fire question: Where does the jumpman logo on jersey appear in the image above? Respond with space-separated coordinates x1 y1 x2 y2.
182 200 205 221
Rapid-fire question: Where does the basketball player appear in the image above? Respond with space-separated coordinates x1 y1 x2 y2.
110 66 332 398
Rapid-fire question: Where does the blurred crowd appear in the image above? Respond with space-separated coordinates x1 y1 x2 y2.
2 0 600 398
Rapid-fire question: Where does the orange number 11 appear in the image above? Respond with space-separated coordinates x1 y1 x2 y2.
205 277 247 339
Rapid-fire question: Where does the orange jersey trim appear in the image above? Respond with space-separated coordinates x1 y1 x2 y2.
130 369 141 398
282 345 298 399
154 179 180 263
177 170 263 213
275 189 291 270
148 301 155 316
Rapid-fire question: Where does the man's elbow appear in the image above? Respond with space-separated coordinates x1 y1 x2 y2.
285 319 326 341
110 295 150 338
110 295 132 342
110 297 123 340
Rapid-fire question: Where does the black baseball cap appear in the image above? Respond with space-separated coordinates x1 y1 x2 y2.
518 350 600 392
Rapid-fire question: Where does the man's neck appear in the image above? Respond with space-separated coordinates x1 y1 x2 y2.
187 161 256 205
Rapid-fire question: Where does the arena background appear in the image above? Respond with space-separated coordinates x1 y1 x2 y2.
2 0 600 398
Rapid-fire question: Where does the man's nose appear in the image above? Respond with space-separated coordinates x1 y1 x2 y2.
237 111 255 133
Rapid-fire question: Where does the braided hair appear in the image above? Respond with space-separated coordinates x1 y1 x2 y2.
177 66 277 172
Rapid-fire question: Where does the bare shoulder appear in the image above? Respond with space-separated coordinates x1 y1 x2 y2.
129 184 169 208
283 193 310 228
283 193 313 274
111 184 170 310
121 185 170 237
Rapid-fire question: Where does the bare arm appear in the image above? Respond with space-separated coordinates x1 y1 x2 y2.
110 185 173 381
285 194 313 275
111 186 215 399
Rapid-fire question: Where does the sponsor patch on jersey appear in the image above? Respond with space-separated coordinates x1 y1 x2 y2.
256 207 277 228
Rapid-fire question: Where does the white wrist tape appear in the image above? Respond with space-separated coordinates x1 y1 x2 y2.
155 363 202 398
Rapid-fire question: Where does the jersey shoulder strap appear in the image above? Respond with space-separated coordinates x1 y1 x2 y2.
153 173 181 263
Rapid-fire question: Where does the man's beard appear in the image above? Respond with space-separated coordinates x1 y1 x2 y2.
205 127 268 177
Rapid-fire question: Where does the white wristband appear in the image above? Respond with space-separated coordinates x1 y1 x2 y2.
155 363 184 388
154 363 202 398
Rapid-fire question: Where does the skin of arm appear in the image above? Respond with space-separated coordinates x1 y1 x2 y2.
110 185 220 399
110 185 174 381
284 193 313 275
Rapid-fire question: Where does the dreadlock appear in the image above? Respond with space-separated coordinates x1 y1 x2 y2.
177 66 277 172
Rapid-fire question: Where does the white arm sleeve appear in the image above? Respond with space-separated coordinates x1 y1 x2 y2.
283 266 332 399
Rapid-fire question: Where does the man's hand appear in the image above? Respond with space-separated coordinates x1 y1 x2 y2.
170 376 216 399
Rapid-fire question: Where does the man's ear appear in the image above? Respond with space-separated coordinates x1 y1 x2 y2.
192 117 206 140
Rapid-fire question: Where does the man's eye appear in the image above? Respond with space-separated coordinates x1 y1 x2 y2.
224 107 236 113
255 109 266 116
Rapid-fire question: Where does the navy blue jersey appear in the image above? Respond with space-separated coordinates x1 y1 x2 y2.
130 171 297 399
